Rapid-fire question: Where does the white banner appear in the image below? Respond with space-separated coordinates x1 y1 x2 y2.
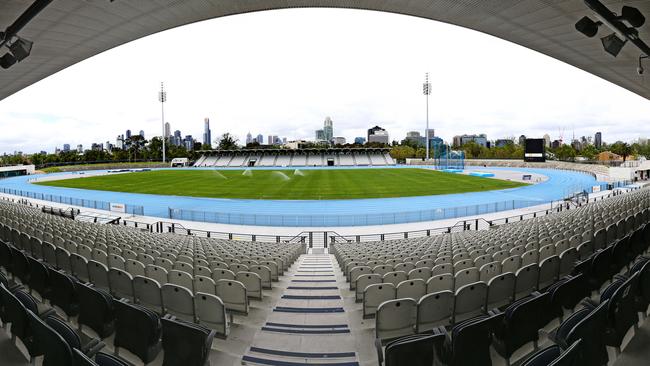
592 185 601 193
110 203 126 213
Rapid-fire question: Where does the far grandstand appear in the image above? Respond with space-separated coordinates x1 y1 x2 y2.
193 147 395 167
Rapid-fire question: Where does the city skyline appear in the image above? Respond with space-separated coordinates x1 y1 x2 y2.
1 9 649 155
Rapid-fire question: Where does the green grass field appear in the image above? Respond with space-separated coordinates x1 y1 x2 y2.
35 168 526 200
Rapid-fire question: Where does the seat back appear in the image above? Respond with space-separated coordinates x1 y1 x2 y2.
113 300 162 364
133 276 163 313
487 272 515 310
376 298 416 341
385 333 444 366
48 268 79 317
416 290 453 332
395 279 426 301
27 310 73 366
161 317 216 366
194 292 229 337
363 283 396 318
215 279 248 315
161 284 195 322
453 282 487 324
108 268 134 300
77 283 115 339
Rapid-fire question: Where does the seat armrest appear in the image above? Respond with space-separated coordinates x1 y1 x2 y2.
374 338 384 366
38 308 57 319
84 340 105 357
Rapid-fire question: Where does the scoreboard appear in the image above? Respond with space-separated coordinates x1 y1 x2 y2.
524 138 546 162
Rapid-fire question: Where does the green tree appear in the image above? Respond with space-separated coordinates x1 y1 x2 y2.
554 144 577 161
610 141 633 162
126 135 147 161
216 133 239 150
579 144 599 160
389 145 415 161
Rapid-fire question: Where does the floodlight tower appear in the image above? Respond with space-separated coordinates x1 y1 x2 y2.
423 73 432 162
158 82 167 164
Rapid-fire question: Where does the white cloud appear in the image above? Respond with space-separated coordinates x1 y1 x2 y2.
1 8 649 154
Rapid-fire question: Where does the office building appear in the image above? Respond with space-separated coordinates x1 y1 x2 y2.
518 135 526 146
256 134 264 144
184 135 194 151
368 126 389 144
595 132 602 149
268 135 280 145
323 117 334 142
332 137 346 145
174 130 182 147
456 134 488 148
405 131 425 146
63 144 70 152
164 122 171 138
543 134 551 148
126 130 131 139
76 145 83 153
354 137 366 145
246 132 253 144
203 118 212 147
139 130 145 138
315 129 325 141
495 139 514 148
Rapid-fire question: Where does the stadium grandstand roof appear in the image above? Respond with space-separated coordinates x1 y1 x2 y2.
1 1 649 101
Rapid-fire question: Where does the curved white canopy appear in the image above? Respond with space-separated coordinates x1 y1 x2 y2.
0 0 649 101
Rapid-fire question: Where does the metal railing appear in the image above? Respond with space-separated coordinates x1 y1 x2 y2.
0 187 145 215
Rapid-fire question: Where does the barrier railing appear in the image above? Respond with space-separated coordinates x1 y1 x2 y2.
0 187 144 215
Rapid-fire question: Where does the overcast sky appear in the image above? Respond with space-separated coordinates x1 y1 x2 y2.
1 8 650 154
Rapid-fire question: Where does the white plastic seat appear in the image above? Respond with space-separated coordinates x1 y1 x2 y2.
349 266 372 289
521 250 538 267
211 269 236 283
408 267 432 281
416 291 453 332
394 262 415 273
154 257 173 271
92 249 108 267
108 268 134 300
70 253 89 283
558 248 578 277
538 255 560 289
125 259 146 278
169 269 194 293
55 247 72 273
235 271 263 300
195 292 229 337
454 267 479 291
373 265 393 276
538 244 555 262
216 279 248 315
108 254 126 271
453 281 487 324
515 263 539 299
363 283 396 318
501 255 521 274
395 279 426 301
161 283 195 322
426 274 454 294
88 260 110 291
145 264 168 285
356 274 382 302
486 272 515 309
375 298 417 341
249 265 272 289
193 275 217 296
453 259 473 272
134 276 163 313
173 261 194 276
431 263 451 276
382 271 408 287
479 261 501 282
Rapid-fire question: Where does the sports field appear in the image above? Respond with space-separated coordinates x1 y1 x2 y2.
35 168 526 200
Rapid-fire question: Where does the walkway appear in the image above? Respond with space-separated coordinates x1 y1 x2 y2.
243 253 360 365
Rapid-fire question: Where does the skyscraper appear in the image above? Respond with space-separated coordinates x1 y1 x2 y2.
543 134 551 148
323 117 334 142
595 132 602 148
367 126 389 144
518 135 526 146
63 144 70 152
256 134 264 144
139 130 145 138
315 129 325 141
164 122 171 138
246 132 253 144
203 118 212 147
126 130 131 139
174 130 182 146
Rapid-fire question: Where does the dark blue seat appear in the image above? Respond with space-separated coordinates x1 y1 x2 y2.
78 283 115 339
521 340 581 366
113 299 162 363
433 313 501 366
26 310 74 366
492 292 551 364
378 333 445 366
48 267 79 318
161 315 216 366
554 300 609 366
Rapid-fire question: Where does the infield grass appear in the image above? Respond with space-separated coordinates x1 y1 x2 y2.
35 168 526 200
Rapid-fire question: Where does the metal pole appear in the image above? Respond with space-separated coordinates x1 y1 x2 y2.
159 83 166 164
423 73 431 162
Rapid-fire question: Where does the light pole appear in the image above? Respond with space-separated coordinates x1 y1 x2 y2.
158 82 167 164
423 73 431 162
